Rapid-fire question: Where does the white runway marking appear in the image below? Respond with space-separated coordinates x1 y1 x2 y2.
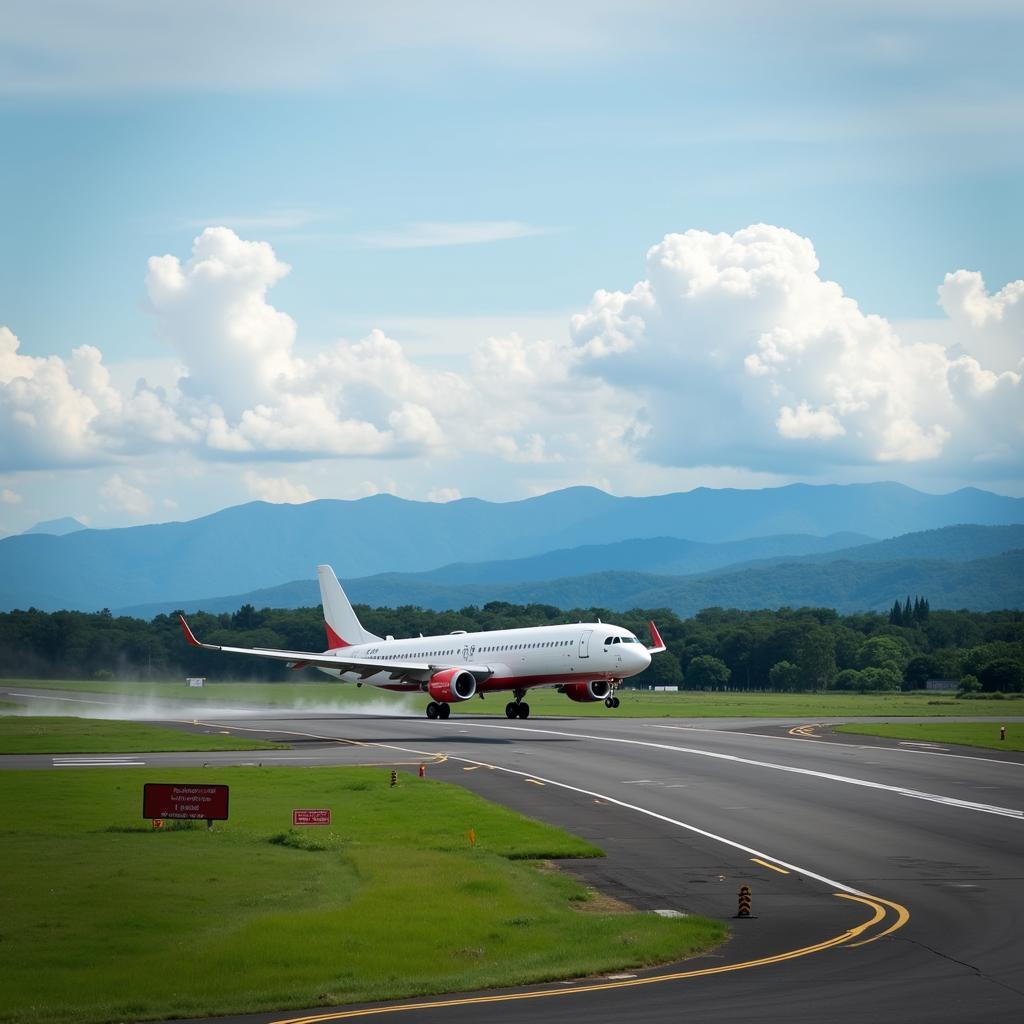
52 758 146 767
457 721 1024 820
12 692 114 705
646 723 1024 768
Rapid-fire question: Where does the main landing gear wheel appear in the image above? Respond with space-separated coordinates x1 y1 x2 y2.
438 703 451 719
426 702 439 719
505 702 517 719
605 696 621 709
517 703 530 719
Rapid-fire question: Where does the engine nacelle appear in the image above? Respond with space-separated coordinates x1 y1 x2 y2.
563 680 612 703
428 668 477 703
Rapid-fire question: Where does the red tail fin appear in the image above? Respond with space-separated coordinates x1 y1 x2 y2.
325 622 350 649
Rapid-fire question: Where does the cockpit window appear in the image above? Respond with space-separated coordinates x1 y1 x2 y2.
603 636 614 644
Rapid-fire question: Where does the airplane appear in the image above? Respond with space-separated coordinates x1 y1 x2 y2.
179 564 666 719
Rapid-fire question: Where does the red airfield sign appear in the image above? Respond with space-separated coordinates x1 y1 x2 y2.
293 808 331 826
143 783 229 821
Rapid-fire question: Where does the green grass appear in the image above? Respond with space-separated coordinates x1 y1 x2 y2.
835 721 1024 752
0 716 290 754
6 677 1023 718
0 767 725 1024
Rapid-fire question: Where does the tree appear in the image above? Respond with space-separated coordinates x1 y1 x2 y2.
857 635 911 675
685 655 731 690
798 628 837 690
958 674 981 695
977 658 1024 693
903 654 940 690
768 660 802 692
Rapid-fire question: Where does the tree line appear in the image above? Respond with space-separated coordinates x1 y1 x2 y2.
0 599 1022 694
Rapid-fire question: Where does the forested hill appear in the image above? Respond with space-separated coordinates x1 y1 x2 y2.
2 603 1021 696
3 482 1022 612
118 545 1024 619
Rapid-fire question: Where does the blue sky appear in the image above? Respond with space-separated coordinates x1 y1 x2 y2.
1 2 1022 533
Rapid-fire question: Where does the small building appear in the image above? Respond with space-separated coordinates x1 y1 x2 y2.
925 678 958 692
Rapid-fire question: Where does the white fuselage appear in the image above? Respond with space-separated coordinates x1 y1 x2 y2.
316 622 651 693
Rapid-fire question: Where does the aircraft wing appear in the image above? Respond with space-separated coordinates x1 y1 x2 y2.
179 616 491 684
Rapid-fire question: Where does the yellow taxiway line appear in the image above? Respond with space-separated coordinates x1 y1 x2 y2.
750 856 790 874
272 892 909 1023
788 724 823 738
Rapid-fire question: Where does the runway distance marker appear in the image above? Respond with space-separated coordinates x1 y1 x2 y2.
293 808 331 826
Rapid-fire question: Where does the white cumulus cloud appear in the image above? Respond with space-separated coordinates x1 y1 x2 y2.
2 224 1021 493
243 472 314 504
99 474 153 517
570 224 1023 476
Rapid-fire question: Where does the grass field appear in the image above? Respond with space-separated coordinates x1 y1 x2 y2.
0 716 290 754
5 677 1024 718
835 721 1024 751
0 766 725 1024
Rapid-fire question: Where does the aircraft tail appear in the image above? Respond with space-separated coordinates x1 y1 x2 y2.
317 565 381 648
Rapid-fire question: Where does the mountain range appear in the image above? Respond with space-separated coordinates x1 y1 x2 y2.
115 524 1024 619
2 483 1022 615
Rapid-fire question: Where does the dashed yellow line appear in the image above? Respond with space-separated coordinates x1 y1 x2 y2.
271 893 908 1023
750 857 790 874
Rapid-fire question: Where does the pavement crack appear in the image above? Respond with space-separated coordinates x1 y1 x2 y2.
905 938 1024 1000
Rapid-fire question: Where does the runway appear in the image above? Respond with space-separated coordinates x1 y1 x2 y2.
4 689 1024 1022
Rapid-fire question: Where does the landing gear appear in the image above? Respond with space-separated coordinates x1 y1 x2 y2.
426 701 451 719
604 696 620 709
506 689 530 719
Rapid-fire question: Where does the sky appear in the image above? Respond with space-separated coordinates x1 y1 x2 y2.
0 1 1022 535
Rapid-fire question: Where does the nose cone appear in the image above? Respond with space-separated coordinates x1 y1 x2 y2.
628 645 652 675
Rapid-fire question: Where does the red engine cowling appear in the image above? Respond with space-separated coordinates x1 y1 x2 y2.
563 680 612 703
428 668 477 703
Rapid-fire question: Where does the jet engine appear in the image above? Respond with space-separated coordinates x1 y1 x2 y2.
562 680 612 703
428 668 477 703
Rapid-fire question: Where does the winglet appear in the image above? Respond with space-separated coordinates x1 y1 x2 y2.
647 620 667 654
179 614 201 648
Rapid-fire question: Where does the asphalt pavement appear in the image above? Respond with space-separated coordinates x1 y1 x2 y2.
3 688 1023 1023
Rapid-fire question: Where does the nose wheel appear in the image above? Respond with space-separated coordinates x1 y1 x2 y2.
604 696 620 709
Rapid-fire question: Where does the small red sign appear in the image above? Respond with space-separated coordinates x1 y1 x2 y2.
143 783 229 821
292 808 331 826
